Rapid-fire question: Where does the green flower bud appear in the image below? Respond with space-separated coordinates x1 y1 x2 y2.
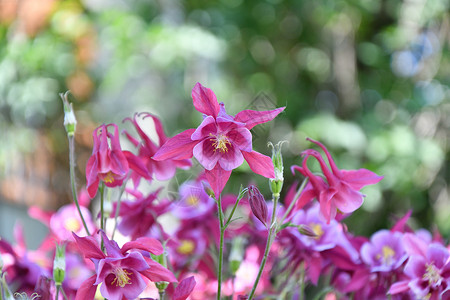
60 91 77 137
268 141 286 196
53 244 66 285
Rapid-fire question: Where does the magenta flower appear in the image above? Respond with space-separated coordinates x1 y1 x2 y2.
292 138 383 223
389 234 450 299
153 82 285 196
73 231 176 300
248 185 269 228
172 180 215 220
86 124 129 198
49 204 96 241
123 113 191 185
360 230 407 273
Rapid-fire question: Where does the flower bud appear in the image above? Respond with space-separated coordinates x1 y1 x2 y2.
248 185 269 228
298 224 318 238
268 141 285 196
60 91 77 137
53 244 66 285
229 236 245 275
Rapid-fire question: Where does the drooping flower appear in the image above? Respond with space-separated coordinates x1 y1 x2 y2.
123 113 191 185
73 231 177 300
86 124 129 198
153 82 285 196
292 138 383 223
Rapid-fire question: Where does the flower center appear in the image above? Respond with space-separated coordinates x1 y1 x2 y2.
376 245 395 266
103 171 115 184
423 263 442 287
178 240 195 255
186 195 199 206
210 133 231 153
308 223 324 239
64 217 81 232
111 267 132 288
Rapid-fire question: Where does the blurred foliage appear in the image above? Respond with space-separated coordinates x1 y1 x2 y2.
0 0 449 237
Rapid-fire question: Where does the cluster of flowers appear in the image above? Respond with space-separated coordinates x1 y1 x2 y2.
0 83 449 300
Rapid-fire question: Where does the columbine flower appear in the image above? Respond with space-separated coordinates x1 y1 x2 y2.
172 180 215 220
123 113 191 185
153 82 285 196
360 230 407 273
292 138 383 223
73 231 176 300
86 124 129 198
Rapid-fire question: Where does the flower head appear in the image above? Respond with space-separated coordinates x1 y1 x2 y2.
153 83 285 196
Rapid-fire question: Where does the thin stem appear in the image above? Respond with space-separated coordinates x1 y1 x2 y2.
299 261 305 300
68 136 91 235
247 194 279 300
217 195 225 300
100 182 105 252
60 286 69 300
224 187 248 228
111 181 127 240
56 285 60 300
278 178 308 227
159 290 166 300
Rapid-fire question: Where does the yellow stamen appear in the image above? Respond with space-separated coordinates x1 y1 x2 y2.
423 263 442 286
186 195 199 206
376 246 395 266
309 223 324 239
103 171 115 184
178 240 195 255
111 267 132 288
210 133 231 153
64 217 81 232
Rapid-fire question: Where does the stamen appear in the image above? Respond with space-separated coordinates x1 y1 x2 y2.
209 133 231 153
186 195 199 206
308 223 324 239
423 263 442 287
111 267 132 288
178 240 195 255
103 171 115 184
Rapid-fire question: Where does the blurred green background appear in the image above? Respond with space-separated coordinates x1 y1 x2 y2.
0 0 449 245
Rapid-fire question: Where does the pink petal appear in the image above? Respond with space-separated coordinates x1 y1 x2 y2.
100 230 123 258
388 280 410 295
174 276 196 300
204 164 232 197
234 107 285 130
152 160 177 181
391 210 412 232
142 258 178 283
153 129 197 161
217 144 244 171
86 155 100 198
333 184 364 213
121 237 164 255
123 150 151 179
242 151 275 178
75 275 97 300
193 139 221 170
72 232 105 260
227 127 252 152
191 116 217 140
340 169 384 190
402 233 428 257
191 82 220 117
142 112 168 145
343 269 371 293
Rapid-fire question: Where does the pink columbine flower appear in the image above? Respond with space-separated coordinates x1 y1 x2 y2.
153 82 285 196
86 124 129 198
123 113 191 185
172 180 215 220
292 138 383 223
73 231 177 300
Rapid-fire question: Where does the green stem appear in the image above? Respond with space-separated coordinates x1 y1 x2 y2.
247 193 279 300
100 182 105 252
56 285 60 300
224 187 247 228
299 261 305 300
60 286 69 300
159 290 166 300
111 181 127 240
68 135 91 236
217 195 225 300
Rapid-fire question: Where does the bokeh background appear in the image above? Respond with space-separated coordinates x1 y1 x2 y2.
0 0 449 248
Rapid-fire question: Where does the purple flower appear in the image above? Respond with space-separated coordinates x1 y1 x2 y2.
153 82 285 196
73 231 177 300
172 180 215 220
360 230 407 272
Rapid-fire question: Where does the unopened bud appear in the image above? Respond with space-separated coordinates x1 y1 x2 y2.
53 244 66 285
248 185 269 228
60 91 77 136
268 141 285 196
229 236 245 274
298 224 318 238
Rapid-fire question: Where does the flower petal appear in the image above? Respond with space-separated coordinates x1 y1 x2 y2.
153 129 197 161
72 232 105 260
234 107 285 130
121 237 164 256
75 275 97 300
174 276 196 300
217 143 244 171
191 116 217 140
204 164 232 197
141 257 178 283
242 151 275 178
191 82 220 117
340 169 384 190
227 127 252 152
193 139 221 170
